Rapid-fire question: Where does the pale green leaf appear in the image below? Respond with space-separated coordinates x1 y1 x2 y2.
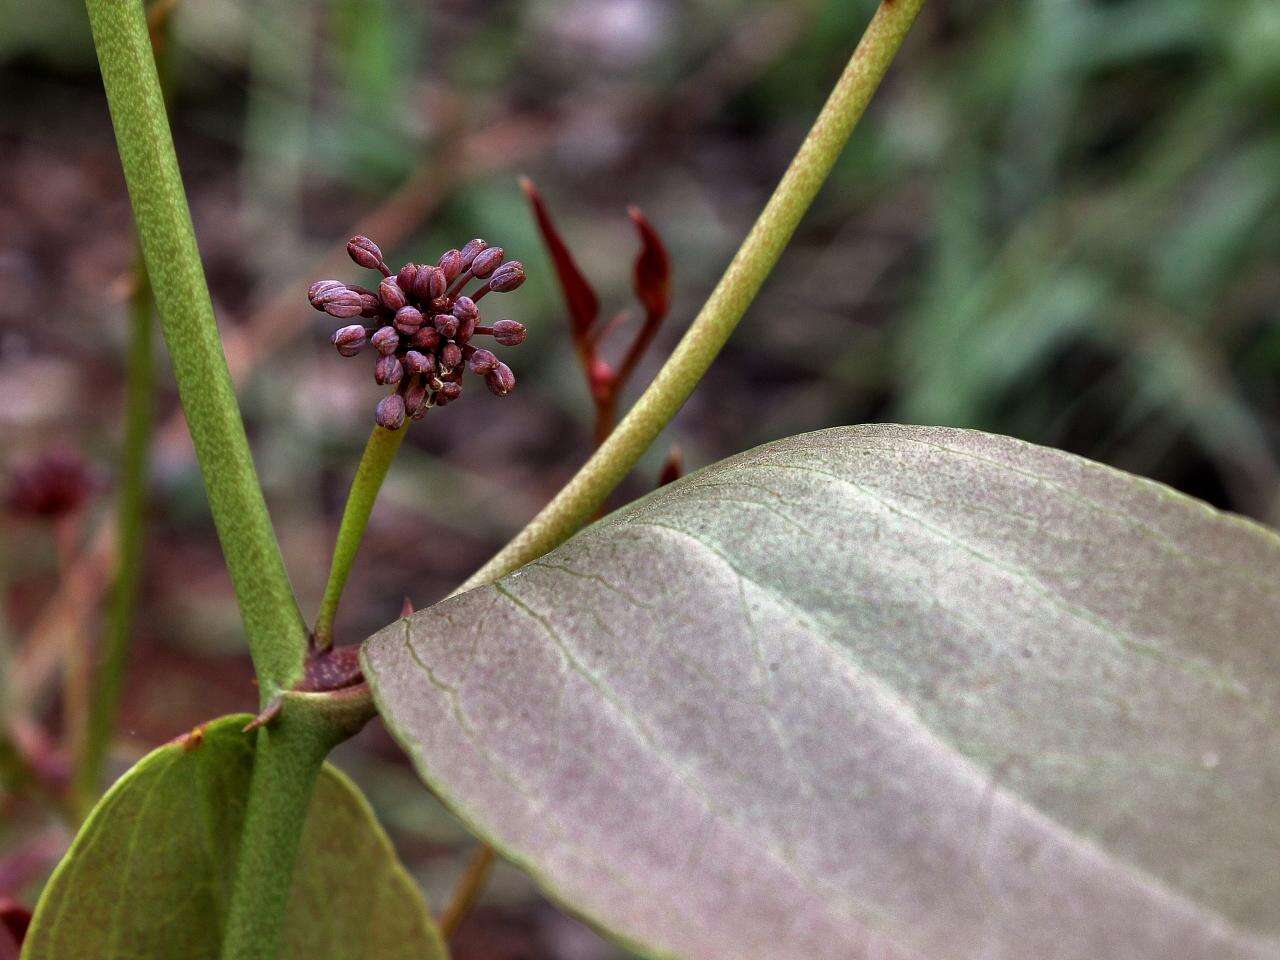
364 424 1280 960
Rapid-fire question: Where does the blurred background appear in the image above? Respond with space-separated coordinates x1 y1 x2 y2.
2 0 1278 955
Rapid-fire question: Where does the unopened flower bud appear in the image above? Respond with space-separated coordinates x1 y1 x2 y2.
437 381 463 404
433 313 459 339
322 290 364 319
405 379 430 419
485 361 516 396
455 313 476 342
441 341 462 369
394 305 424 333
403 350 435 376
487 260 525 292
375 393 406 429
375 354 404 385
370 325 400 355
349 285 383 319
452 296 479 322
491 318 526 345
411 327 442 351
347 235 386 272
397 263 420 292
438 248 464 281
470 246 504 278
459 238 487 268
331 324 366 354
412 266 446 302
468 347 498 375
308 279 345 309
379 277 408 312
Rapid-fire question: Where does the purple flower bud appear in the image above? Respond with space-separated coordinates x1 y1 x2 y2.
459 238 487 268
370 326 400 355
331 324 366 354
375 393 406 429
394 305 424 333
411 327 442 351
437 381 463 404
320 289 364 319
405 379 430 419
347 235 386 272
470 246 504 278
397 263 420 292
487 260 525 292
403 350 435 376
379 277 408 312
441 341 462 369
349 285 383 319
491 318 526 346
468 347 498 375
455 313 476 342
438 249 464 281
375 354 404 385
433 313 459 339
412 266 447 302
308 279 345 309
452 296 479 322
485 361 516 396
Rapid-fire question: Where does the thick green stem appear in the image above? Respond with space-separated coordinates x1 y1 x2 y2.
312 424 408 649
219 696 366 960
74 262 155 812
84 0 308 700
455 0 924 594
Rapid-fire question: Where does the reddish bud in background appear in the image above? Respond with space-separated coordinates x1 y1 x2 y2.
5 450 99 520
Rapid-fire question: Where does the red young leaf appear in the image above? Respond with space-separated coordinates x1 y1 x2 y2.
0 900 31 958
628 205 671 323
520 177 600 340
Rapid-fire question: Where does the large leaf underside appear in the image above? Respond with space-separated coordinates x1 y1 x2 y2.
23 715 445 960
363 424 1280 960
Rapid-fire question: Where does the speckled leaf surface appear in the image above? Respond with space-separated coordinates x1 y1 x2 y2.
23 715 445 960
363 424 1280 960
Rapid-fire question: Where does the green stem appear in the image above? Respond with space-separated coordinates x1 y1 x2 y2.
73 261 155 812
84 0 308 700
455 0 924 595
312 424 408 649
219 692 372 960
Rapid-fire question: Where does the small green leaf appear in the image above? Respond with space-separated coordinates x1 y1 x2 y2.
23 715 446 960
363 425 1280 960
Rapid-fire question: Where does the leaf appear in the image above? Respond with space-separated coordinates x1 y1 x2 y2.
22 715 446 960
520 176 600 340
363 424 1280 960
627 205 671 324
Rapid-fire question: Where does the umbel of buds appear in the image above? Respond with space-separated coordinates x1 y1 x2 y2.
310 235 528 428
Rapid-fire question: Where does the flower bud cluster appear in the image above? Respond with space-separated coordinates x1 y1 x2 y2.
310 235 528 428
